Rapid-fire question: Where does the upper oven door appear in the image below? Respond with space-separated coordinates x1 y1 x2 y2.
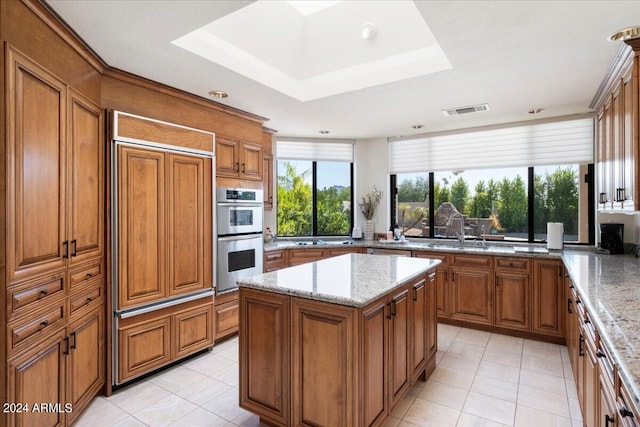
217 204 263 235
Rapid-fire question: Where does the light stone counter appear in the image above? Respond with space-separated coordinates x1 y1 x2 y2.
562 250 640 408
237 253 440 307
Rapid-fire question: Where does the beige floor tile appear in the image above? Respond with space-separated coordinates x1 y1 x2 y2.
210 362 240 387
381 416 402 427
418 380 469 410
201 390 247 421
72 397 130 427
132 394 197 427
407 380 426 397
398 421 423 427
391 394 416 418
486 335 523 355
477 360 520 384
456 328 492 347
457 412 511 427
439 352 482 373
447 341 487 361
175 376 234 405
185 353 237 377
513 404 572 427
168 407 229 427
517 384 570 417
109 416 148 427
150 366 208 393
436 349 447 363
522 340 562 362
463 391 516 425
519 369 567 395
482 350 521 368
403 398 461 427
563 362 575 379
429 365 476 390
565 378 578 399
217 345 240 362
471 376 518 403
232 410 264 427
108 381 173 414
568 397 582 422
521 355 564 377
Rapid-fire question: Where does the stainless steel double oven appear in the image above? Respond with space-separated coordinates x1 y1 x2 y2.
216 187 264 293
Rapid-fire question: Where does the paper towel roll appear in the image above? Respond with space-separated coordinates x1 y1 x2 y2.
547 222 564 250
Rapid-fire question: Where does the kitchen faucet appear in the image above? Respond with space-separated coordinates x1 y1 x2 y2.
448 212 465 248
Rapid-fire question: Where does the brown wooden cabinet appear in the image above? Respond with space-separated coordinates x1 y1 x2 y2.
264 249 287 272
450 255 493 325
214 291 239 341
413 252 451 319
388 287 410 407
532 259 564 337
216 136 263 181
263 153 274 210
287 248 325 266
117 146 210 309
410 273 436 384
494 257 530 331
6 48 104 281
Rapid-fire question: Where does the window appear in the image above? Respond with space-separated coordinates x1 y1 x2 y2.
392 164 592 244
276 160 353 237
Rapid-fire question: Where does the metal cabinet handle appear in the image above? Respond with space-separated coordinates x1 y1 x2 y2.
235 162 240 172
579 334 584 357
605 414 615 427
71 331 77 349
62 241 69 259
619 408 634 418
86 297 93 305
63 336 69 355
596 349 606 358
40 289 49 297
391 300 397 317
71 239 77 257
242 163 246 172
40 320 49 328
386 303 392 319
567 298 573 314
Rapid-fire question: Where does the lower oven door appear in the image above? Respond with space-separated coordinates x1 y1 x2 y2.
217 234 264 293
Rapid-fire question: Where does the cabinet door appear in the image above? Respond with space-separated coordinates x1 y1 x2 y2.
263 153 274 210
566 283 580 382
532 260 564 337
117 145 166 309
215 137 240 177
410 278 427 382
7 329 67 427
167 153 205 296
599 375 617 427
582 331 598 427
291 298 355 427
362 298 388 427
173 303 213 358
66 306 104 425
495 271 530 331
7 47 68 280
622 69 636 210
436 267 450 317
240 141 263 180
389 287 410 406
451 269 493 325
117 315 171 383
239 289 289 426
612 86 624 209
68 90 104 266
427 272 437 360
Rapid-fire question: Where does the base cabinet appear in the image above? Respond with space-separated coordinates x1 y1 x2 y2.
214 291 239 341
240 270 437 427
532 259 564 337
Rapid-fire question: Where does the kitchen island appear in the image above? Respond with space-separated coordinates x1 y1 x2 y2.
237 253 440 427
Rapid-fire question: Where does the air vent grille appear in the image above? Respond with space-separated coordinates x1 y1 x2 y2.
442 103 490 116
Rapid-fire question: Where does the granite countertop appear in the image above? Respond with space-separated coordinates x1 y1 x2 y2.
264 238 564 259
562 250 640 409
237 253 440 307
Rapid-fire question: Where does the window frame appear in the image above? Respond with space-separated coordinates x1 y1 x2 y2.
391 164 595 245
277 160 354 237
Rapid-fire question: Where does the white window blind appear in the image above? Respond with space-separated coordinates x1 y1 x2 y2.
389 117 594 174
277 138 354 162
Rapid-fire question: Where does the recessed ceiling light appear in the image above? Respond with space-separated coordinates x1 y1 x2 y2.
411 124 424 129
319 130 330 134
608 26 640 42
208 90 228 98
361 22 377 40
528 108 546 114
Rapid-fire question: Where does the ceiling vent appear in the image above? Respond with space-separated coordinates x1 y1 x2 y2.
442 103 490 116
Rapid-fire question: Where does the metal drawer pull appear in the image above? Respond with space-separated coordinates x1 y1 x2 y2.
605 414 615 427
71 332 77 349
619 408 634 418
86 272 94 279
86 297 93 304
40 289 49 296
40 320 49 328
63 336 69 355
596 349 606 358
62 241 69 259
71 239 77 257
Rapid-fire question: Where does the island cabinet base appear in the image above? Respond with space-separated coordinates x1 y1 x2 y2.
239 271 437 427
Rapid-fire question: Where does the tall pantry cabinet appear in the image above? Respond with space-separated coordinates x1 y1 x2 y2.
4 46 105 426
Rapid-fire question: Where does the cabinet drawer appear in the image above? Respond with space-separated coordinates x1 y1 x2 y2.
495 257 530 271
265 249 287 271
70 261 103 290
8 303 66 354
288 249 325 265
215 300 239 340
8 273 66 320
450 254 492 269
413 251 449 264
69 282 104 318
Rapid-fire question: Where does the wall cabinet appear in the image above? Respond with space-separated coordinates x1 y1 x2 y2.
595 40 639 211
216 136 263 181
7 47 104 282
263 153 274 210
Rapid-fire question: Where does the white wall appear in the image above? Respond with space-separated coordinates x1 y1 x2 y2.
354 137 390 235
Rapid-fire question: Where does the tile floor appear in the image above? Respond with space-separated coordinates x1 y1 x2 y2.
74 324 582 427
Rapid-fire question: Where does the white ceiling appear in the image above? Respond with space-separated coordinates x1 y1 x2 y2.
47 0 639 139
